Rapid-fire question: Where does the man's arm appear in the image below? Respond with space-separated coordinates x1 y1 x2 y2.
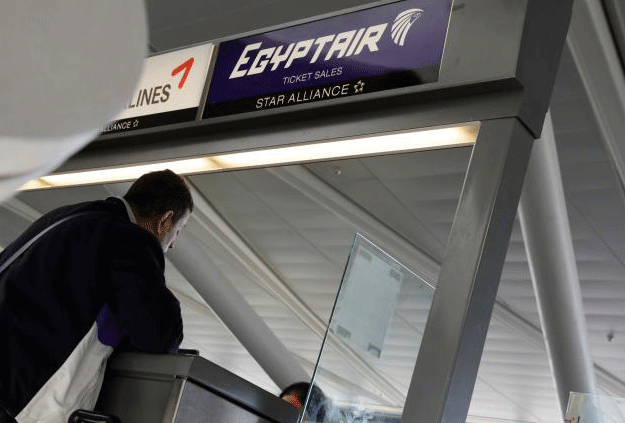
107 229 183 353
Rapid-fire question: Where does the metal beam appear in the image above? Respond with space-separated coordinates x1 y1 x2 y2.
402 118 535 423
518 111 597 415
567 0 625 194
601 0 625 67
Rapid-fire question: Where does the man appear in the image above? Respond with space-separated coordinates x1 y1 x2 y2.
280 382 327 422
0 169 193 423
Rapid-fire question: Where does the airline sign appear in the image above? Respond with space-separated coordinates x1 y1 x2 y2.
103 43 214 134
203 0 452 118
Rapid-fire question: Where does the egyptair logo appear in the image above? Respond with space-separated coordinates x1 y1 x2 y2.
391 8 424 46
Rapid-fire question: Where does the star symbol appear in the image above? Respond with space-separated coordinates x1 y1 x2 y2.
354 80 365 94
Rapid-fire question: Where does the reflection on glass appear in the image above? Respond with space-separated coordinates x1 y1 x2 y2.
300 233 435 423
566 392 625 423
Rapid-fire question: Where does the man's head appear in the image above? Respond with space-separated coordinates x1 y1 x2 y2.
124 169 194 252
280 382 326 422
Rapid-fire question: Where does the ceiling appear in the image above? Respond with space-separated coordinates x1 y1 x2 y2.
3 0 625 422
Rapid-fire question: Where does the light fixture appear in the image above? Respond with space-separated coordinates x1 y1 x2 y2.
20 122 479 190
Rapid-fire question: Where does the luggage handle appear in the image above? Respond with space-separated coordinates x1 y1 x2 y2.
68 409 120 423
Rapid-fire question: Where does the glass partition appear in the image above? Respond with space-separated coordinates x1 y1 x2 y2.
300 233 435 423
566 392 625 423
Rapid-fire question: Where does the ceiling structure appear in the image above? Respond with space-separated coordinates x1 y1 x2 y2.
3 0 625 422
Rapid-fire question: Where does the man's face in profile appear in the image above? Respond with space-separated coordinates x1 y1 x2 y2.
158 209 191 253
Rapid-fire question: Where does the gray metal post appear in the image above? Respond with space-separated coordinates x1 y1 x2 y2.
518 111 597 416
401 118 535 423
167 233 310 390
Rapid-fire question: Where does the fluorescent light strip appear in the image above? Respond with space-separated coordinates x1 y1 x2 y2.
21 123 479 190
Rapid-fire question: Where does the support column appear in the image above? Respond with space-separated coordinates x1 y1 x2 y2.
518 111 596 415
168 233 310 390
401 118 535 423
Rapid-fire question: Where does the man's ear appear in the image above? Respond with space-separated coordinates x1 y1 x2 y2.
157 210 174 235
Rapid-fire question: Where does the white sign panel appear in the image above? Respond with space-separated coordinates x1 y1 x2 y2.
103 43 213 134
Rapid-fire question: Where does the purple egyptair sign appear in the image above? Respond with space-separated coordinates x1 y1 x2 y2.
204 0 453 117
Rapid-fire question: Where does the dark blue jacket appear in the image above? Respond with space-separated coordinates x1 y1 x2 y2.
0 197 183 419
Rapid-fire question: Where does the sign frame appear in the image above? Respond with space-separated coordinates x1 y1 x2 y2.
202 0 453 118
101 42 214 135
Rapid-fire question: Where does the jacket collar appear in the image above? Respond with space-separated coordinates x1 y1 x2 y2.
115 197 137 224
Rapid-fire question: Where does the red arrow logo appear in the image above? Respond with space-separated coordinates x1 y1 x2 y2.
171 57 194 89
